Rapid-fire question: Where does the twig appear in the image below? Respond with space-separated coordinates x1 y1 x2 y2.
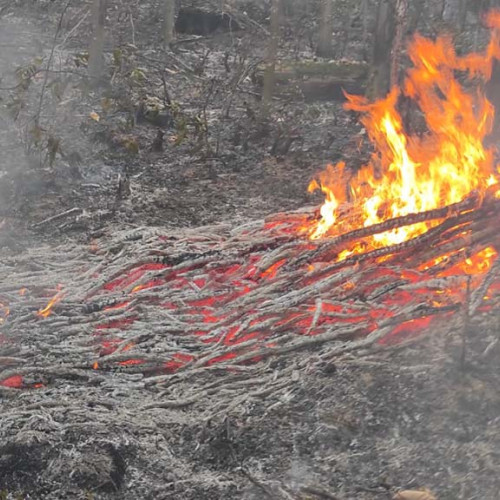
470 254 500 316
57 6 90 48
461 276 472 369
35 0 72 127
293 193 482 266
128 6 136 47
300 485 341 500
31 207 83 228
239 468 280 499
141 397 199 410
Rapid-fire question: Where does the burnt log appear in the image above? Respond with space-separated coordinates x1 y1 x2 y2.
253 60 369 102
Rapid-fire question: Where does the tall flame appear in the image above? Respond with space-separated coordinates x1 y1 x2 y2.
309 11 500 248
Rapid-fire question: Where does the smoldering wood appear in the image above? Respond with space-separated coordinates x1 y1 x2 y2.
0 189 498 403
0 183 498 500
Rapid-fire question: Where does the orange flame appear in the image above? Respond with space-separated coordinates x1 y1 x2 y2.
0 303 9 323
37 285 65 318
308 11 500 254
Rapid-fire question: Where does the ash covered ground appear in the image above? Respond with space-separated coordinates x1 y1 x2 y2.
0 1 500 499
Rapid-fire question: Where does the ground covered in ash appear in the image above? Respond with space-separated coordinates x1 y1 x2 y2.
0 0 366 239
1 325 500 500
0 1 500 499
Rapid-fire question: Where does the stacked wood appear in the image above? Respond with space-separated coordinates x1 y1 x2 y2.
0 187 498 398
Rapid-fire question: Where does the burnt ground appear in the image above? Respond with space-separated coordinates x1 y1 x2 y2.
0 1 499 499
0 1 366 240
1 319 500 500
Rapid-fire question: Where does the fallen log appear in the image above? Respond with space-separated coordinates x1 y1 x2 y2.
253 59 369 101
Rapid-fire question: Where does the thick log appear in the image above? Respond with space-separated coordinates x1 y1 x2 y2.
254 60 369 102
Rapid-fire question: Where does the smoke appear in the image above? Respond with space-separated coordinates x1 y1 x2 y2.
0 14 44 208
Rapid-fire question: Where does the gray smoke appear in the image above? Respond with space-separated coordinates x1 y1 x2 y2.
0 13 44 207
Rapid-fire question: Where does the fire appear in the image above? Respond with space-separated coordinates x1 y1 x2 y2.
308 11 500 252
11 17 500 385
450 246 497 275
37 285 65 318
0 303 9 323
464 247 498 273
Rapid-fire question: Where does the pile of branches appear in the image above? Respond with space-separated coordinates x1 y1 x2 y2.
0 187 499 406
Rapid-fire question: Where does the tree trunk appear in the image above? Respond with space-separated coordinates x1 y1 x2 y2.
88 0 108 84
486 60 500 144
429 0 445 21
406 0 425 35
472 0 488 51
366 0 395 99
361 0 370 48
163 0 176 49
390 0 408 88
261 0 281 117
317 0 334 58
458 0 467 31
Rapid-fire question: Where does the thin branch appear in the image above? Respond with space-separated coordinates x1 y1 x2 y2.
35 0 72 126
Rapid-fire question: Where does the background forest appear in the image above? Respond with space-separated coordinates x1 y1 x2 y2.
0 0 498 236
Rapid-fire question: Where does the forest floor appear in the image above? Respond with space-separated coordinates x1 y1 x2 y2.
0 0 366 243
0 2 499 500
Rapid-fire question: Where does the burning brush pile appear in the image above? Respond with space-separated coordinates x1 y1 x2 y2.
1 14 500 500
1 15 500 405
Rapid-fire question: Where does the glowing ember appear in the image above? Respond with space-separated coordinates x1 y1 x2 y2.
119 359 144 366
104 300 130 311
0 302 9 323
103 263 167 292
261 258 286 279
308 12 500 253
462 246 498 274
0 375 23 388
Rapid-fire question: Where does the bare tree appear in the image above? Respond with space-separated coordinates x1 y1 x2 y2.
390 0 408 88
429 0 445 21
163 0 177 49
361 0 370 49
261 0 281 117
406 0 425 36
317 0 334 58
88 0 108 84
366 0 394 99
